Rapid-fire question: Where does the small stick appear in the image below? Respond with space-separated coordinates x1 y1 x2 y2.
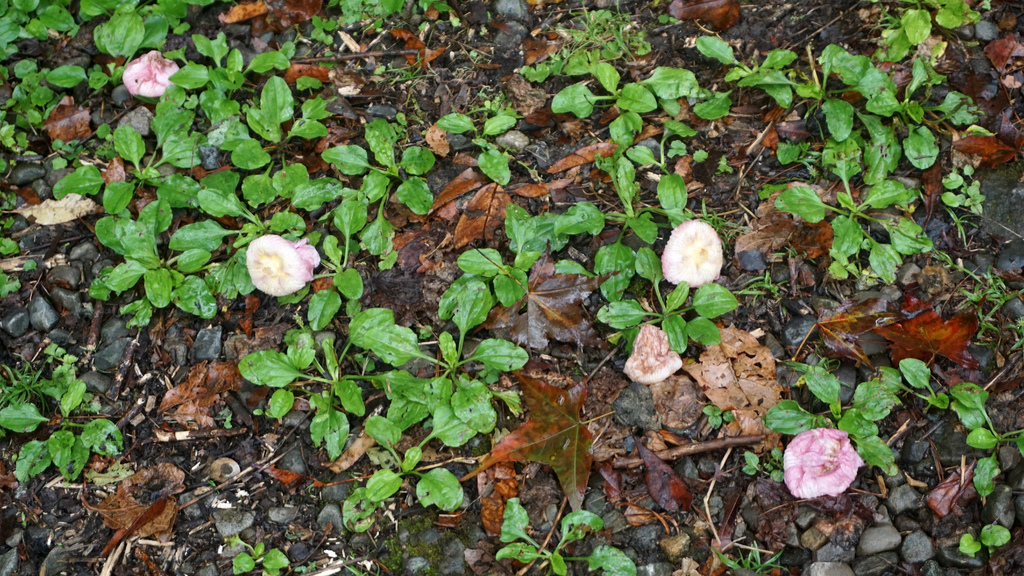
611 435 761 469
86 301 103 352
292 49 420 64
106 335 139 401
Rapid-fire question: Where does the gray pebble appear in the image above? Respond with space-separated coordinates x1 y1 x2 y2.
191 326 223 361
198 146 220 170
781 314 817 347
736 249 767 271
267 506 299 524
981 484 1015 528
404 557 431 576
277 445 307 475
94 338 130 371
0 548 18 576
851 552 898 576
367 104 397 120
49 288 81 317
996 240 1024 271
495 130 529 153
999 444 1021 471
49 328 71 345
636 564 674 576
28 295 59 332
974 20 999 42
9 163 47 186
111 84 132 106
806 563 855 576
900 530 934 563
448 134 474 152
317 503 343 531
81 371 113 395
935 545 985 569
612 382 660 430
68 242 99 263
48 265 81 289
118 107 154 137
213 508 255 537
492 0 528 21
856 525 901 556
1 308 29 338
101 317 129 343
1001 297 1024 321
816 543 855 563
320 473 351 502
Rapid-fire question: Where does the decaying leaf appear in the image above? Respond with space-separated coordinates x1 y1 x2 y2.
425 124 450 157
734 187 832 259
873 294 979 369
430 168 487 213
91 463 185 546
635 438 693 512
218 1 268 23
649 375 705 430
284 63 330 83
546 143 617 174
485 253 604 350
984 35 1024 73
265 0 321 29
390 28 445 68
926 462 976 517
952 134 1019 168
817 298 902 367
480 462 518 536
103 157 127 184
159 361 243 429
44 96 90 142
683 326 781 450
14 193 101 225
668 0 741 30
467 372 593 510
453 184 510 248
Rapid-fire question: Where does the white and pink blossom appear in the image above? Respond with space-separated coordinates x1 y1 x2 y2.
783 428 864 499
624 324 683 384
122 51 179 98
246 235 320 297
661 220 723 288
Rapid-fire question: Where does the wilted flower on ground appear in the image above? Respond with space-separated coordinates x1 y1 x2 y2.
661 220 723 287
624 324 683 384
246 235 320 297
783 428 864 498
122 51 179 98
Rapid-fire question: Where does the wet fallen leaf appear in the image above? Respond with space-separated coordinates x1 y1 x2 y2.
984 35 1024 74
649 375 705 430
683 326 781 450
328 429 377 473
920 162 942 223
734 193 833 260
668 0 741 30
218 1 268 23
506 74 548 117
425 124 450 157
14 193 101 225
390 28 445 68
926 461 976 517
817 298 902 367
598 461 622 502
265 464 323 490
453 184 510 248
265 0 321 29
159 361 243 429
952 134 1019 168
284 63 330 83
546 142 618 174
480 462 518 536
44 96 90 142
103 156 127 184
485 252 604 350
507 183 549 198
635 438 693 512
466 372 593 510
90 463 185 548
873 294 979 369
430 168 487 213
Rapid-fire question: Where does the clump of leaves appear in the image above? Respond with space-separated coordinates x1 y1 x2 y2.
496 498 636 576
229 536 289 576
6 344 122 482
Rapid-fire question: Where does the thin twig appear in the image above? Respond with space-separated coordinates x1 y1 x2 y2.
612 435 760 469
292 49 420 63
106 335 139 401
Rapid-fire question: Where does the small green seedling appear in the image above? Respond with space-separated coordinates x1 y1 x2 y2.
229 536 290 576
959 524 1010 558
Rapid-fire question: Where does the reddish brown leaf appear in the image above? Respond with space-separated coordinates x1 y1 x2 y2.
926 462 976 517
953 135 1019 168
158 362 242 429
265 464 322 489
546 143 618 174
984 35 1024 73
634 439 692 512
218 1 267 23
872 294 979 369
817 298 903 367
454 184 509 248
90 463 184 550
480 462 518 536
284 63 330 83
507 183 549 198
103 156 126 184
668 0 741 30
265 0 321 29
485 253 604 350
598 461 622 503
466 372 593 510
921 162 942 223
102 496 168 557
44 96 90 142
429 168 486 213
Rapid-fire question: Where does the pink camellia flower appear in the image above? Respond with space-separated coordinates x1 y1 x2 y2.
122 50 179 98
784 428 864 499
246 235 320 297
661 220 723 287
624 324 683 384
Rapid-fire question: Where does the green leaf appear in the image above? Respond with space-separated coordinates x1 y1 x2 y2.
103 181 135 214
663 315 688 353
349 309 423 365
436 113 475 134
616 83 657 113
364 119 398 168
974 455 1000 497
855 435 897 475
335 268 363 299
483 114 518 137
851 380 899 421
231 138 271 170
591 62 621 93
457 249 504 276
981 524 1011 548
169 220 233 252
171 275 217 318
643 67 699 100
143 268 173 308
551 84 599 118
496 543 543 563
822 99 854 142
15 441 50 482
775 186 827 223
169 63 209 90
311 404 349 461
902 9 932 44
693 92 732 120
366 469 403 502
802 365 841 405
967 428 1000 450
685 316 720 346
451 379 496 433
634 247 662 283
696 36 737 65
478 149 511 185
239 351 305 388
46 65 87 88
903 126 938 170
587 546 637 576
80 419 123 456
867 242 900 284
396 178 433 215
415 468 464 513
762 400 821 435
499 498 531 543
597 301 648 329
691 283 738 318
267 388 295 419
247 51 290 73
308 289 342 331
451 279 493 334
0 404 49 433
862 180 912 209
898 358 930 389
472 339 528 372
400 146 435 175
838 409 878 438
94 9 144 57
322 145 370 175
53 165 103 199
959 534 982 558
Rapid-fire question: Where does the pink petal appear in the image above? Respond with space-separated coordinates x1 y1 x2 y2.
122 51 179 98
246 235 320 297
783 428 864 499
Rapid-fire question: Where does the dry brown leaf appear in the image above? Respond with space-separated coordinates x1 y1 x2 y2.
218 1 268 23
546 142 618 174
44 96 90 142
507 183 549 198
425 124 450 157
683 326 781 450
328 429 376 473
284 63 330 83
480 462 518 536
265 0 321 29
103 157 126 184
454 184 509 248
159 361 242 429
430 168 487 213
668 0 741 30
92 463 184 542
14 193 101 225
649 375 705 430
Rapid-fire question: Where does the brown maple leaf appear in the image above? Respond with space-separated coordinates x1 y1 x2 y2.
872 294 979 369
485 253 604 350
817 298 903 367
466 372 593 510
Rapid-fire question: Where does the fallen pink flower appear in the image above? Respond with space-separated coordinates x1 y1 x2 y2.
122 50 179 98
246 235 320 297
661 220 723 287
624 324 682 384
783 428 864 499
